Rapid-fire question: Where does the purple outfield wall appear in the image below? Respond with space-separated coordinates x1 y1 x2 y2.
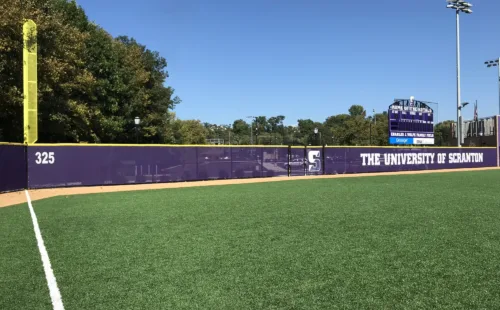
323 147 497 174
498 116 500 167
27 146 289 189
24 145 498 189
0 145 26 193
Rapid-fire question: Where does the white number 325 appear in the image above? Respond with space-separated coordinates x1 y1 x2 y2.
35 152 55 165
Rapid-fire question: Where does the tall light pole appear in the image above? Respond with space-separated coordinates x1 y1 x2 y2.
280 119 285 145
447 0 473 146
246 116 256 145
371 109 376 146
458 102 470 143
484 59 500 115
134 116 140 144
314 128 321 145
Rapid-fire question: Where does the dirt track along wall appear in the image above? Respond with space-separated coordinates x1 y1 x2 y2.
0 144 27 193
24 145 498 190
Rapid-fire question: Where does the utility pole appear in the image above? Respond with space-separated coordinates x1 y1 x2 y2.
484 58 500 115
458 101 470 144
246 116 256 145
447 0 473 146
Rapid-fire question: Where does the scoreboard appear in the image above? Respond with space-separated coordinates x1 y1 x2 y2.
388 97 434 145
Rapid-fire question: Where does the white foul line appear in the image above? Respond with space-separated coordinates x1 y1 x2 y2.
25 190 65 310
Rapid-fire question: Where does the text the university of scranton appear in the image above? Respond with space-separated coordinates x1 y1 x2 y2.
360 152 484 166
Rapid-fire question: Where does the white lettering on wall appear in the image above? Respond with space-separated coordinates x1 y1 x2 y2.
448 153 484 164
35 152 55 165
361 152 483 166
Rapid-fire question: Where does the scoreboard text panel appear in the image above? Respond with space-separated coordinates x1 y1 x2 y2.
388 99 434 145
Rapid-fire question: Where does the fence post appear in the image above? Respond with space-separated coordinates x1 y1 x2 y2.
287 145 291 177
24 144 29 190
322 144 326 175
304 146 307 176
497 115 500 167
230 146 233 179
260 147 264 178
195 147 199 180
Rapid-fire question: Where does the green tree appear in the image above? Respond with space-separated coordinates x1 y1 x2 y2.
434 121 453 146
177 120 207 144
0 0 180 143
267 115 286 144
284 126 299 145
232 119 250 136
0 0 92 142
348 105 366 117
232 119 250 144
324 114 349 145
366 111 389 146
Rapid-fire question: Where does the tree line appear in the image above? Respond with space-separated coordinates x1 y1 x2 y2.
0 0 454 146
139 106 454 147
1 0 179 143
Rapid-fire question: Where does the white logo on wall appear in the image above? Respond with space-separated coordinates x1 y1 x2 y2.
308 150 321 172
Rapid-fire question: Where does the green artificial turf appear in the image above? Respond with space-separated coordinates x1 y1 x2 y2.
2 170 500 309
0 202 52 310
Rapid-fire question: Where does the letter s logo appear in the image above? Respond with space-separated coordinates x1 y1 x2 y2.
308 150 321 172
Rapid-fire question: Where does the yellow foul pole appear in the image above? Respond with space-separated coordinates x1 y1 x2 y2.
23 19 38 144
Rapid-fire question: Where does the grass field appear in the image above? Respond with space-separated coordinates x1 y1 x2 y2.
2 170 500 309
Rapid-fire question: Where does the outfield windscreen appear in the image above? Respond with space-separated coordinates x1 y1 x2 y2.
24 145 498 189
0 145 26 192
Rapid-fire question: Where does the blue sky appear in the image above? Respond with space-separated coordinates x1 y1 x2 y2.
78 0 499 126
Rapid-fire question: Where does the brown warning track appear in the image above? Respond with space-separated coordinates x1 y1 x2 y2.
1 167 499 208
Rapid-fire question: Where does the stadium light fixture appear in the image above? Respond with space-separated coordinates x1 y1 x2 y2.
134 117 140 144
447 0 473 146
484 58 500 115
313 128 321 145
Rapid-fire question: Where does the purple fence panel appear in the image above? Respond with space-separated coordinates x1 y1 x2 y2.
324 148 348 174
197 147 232 180
289 147 305 176
28 146 198 188
231 147 263 179
152 147 198 182
497 116 500 167
0 145 26 193
324 147 497 174
305 147 323 175
262 147 289 177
